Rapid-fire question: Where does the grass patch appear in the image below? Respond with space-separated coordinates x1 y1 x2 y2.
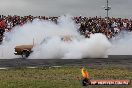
0 66 131 88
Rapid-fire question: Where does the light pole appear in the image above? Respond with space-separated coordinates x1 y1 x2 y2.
104 0 111 18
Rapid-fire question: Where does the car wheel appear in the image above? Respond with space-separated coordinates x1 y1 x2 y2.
22 50 30 58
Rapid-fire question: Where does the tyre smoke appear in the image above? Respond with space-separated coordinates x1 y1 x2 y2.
109 31 132 55
0 15 111 59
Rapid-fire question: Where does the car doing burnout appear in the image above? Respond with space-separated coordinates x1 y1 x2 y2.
14 35 77 58
14 45 33 58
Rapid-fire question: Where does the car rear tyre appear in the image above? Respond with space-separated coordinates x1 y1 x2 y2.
22 50 30 58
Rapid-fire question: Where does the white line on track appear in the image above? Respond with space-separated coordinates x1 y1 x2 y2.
26 67 37 69
0 66 62 70
0 68 8 70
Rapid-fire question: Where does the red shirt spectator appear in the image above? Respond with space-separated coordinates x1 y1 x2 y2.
0 19 5 29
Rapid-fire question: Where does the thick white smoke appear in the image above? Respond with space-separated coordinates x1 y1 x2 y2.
109 31 132 55
0 15 111 59
30 33 111 59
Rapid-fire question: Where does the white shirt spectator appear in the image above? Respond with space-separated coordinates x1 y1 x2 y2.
7 21 13 29
114 27 120 33
112 22 118 27
123 22 127 28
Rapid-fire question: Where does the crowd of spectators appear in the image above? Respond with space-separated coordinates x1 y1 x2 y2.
74 16 132 38
0 15 132 43
0 15 58 43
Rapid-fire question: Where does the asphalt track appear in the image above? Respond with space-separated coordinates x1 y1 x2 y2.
0 55 131 68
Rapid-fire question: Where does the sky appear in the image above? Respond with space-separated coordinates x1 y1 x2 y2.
0 0 132 18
